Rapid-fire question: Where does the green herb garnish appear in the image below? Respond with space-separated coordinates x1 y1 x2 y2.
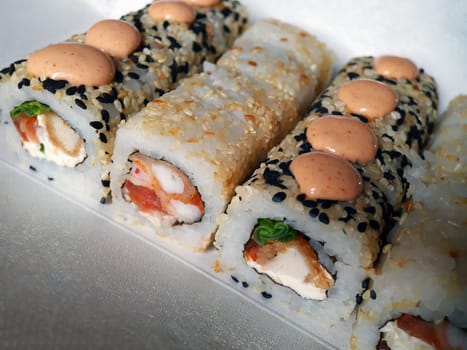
10 101 52 118
39 143 45 153
253 218 297 246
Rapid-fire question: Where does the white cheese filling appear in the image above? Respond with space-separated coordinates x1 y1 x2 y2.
170 199 202 223
151 163 185 194
22 113 86 167
247 246 330 300
380 321 435 350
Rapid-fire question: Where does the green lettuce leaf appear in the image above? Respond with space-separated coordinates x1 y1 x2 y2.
253 218 297 245
10 101 51 118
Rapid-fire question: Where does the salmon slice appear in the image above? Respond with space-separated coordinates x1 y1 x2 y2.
122 152 204 226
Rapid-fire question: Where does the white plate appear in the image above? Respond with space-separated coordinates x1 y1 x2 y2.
0 1 465 349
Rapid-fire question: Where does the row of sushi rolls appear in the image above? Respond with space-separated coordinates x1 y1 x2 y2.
0 0 465 348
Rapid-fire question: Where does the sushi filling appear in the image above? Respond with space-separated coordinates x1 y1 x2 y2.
378 315 466 350
122 152 205 226
10 101 86 167
243 218 334 300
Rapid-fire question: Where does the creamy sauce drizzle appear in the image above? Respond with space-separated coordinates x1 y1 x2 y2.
27 43 115 86
337 79 398 120
373 55 418 80
290 151 363 201
85 19 141 59
306 116 378 164
149 1 196 24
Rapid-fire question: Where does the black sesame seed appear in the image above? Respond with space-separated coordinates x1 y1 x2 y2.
74 98 87 110
100 197 106 204
309 208 319 218
99 133 108 143
345 206 357 215
303 200 317 208
66 86 77 95
223 24 231 33
361 278 370 289
278 161 292 176
364 206 376 214
351 114 369 123
314 106 329 114
42 78 67 94
101 179 110 187
221 8 232 17
294 132 307 142
299 142 312 154
1 64 15 75
169 61 178 83
372 191 380 200
231 275 239 283
242 281 249 288
369 220 380 230
261 291 272 299
167 36 181 50
155 88 166 96
145 55 154 63
97 92 116 103
357 222 368 232
101 109 110 123
272 192 286 202
265 159 279 165
356 294 363 305
29 165 37 172
76 85 86 94
383 172 396 180
90 121 104 130
136 63 149 69
296 194 306 203
331 110 343 116
128 72 140 80
162 20 170 30
347 72 359 80
116 71 123 83
320 200 335 209
370 290 377 300
177 62 189 74
192 41 202 52
47 177 54 181
318 212 330 224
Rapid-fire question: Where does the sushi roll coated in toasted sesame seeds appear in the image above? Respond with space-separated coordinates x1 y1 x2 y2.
213 56 438 330
109 19 333 251
0 0 248 204
350 96 466 350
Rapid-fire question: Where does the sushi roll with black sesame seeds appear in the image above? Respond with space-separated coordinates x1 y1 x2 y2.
350 96 467 350
109 19 333 251
0 0 248 204
213 56 438 329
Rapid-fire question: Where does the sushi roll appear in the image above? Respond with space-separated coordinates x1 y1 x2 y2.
350 95 467 350
213 56 438 330
0 0 248 204
109 19 333 251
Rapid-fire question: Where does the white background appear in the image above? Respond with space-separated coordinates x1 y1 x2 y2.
0 1 466 349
